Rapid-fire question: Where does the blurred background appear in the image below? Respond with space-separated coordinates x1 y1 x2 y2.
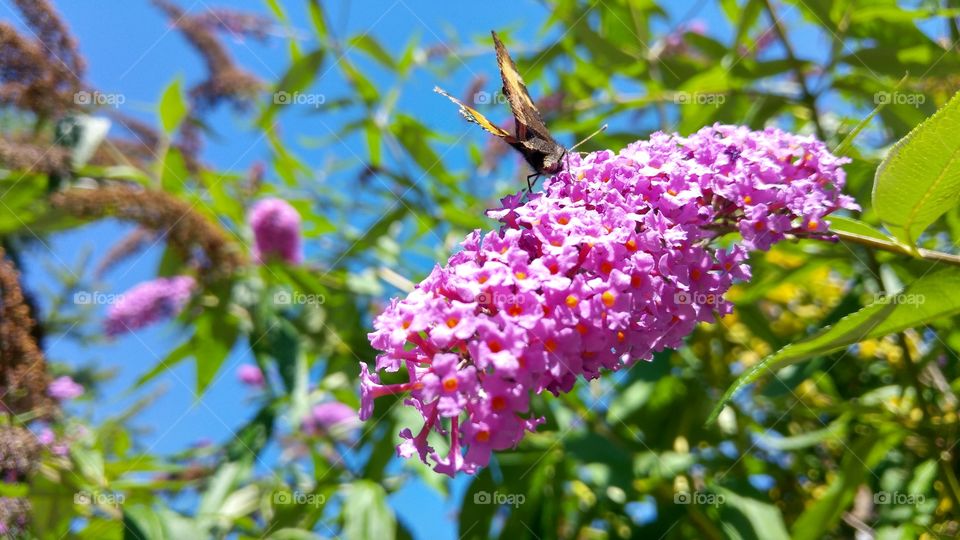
2 0 960 538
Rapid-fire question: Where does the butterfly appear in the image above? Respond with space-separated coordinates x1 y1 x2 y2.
435 30 566 187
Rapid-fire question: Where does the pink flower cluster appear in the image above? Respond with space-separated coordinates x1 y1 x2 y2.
47 376 83 401
249 198 303 265
360 125 858 476
104 276 196 336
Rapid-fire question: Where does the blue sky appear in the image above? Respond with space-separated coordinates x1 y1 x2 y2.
3 0 827 537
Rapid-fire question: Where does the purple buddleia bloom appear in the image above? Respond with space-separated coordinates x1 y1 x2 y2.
303 402 359 438
104 276 195 336
360 125 859 476
248 198 302 264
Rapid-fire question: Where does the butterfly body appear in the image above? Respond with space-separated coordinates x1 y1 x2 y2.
435 31 566 178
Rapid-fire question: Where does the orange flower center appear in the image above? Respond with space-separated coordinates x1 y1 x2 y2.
442 377 458 392
492 396 507 411
602 291 616 307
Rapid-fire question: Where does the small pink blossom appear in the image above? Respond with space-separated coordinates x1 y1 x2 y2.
237 364 265 388
248 198 303 264
48 376 83 401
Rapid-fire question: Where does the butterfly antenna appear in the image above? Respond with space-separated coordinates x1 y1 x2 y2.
569 124 608 152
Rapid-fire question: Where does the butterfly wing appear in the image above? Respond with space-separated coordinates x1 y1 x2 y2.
490 31 555 143
434 86 514 140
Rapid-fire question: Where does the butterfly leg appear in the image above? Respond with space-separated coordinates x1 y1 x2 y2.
525 172 541 195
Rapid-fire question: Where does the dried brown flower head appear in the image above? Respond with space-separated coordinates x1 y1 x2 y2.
151 0 264 110
0 250 54 417
0 0 84 117
0 426 41 480
0 137 71 176
52 185 244 279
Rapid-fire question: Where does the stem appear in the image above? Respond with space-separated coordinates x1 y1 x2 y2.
830 229 960 268
761 0 828 141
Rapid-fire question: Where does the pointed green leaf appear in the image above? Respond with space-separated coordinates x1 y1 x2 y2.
709 267 960 423
158 79 189 134
343 481 395 540
873 91 960 246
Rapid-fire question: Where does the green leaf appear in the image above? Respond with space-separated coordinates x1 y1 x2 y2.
123 505 167 540
873 91 960 246
833 74 908 157
71 446 107 486
258 48 326 127
342 481 395 540
709 267 960 423
791 430 902 540
193 307 240 395
715 487 790 540
158 79 189 134
225 404 276 462
348 35 395 69
828 216 898 244
458 469 497 540
267 530 323 540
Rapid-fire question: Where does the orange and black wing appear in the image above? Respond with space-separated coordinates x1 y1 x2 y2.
433 86 514 140
490 30 553 143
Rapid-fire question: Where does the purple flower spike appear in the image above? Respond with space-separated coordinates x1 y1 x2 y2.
360 125 859 476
